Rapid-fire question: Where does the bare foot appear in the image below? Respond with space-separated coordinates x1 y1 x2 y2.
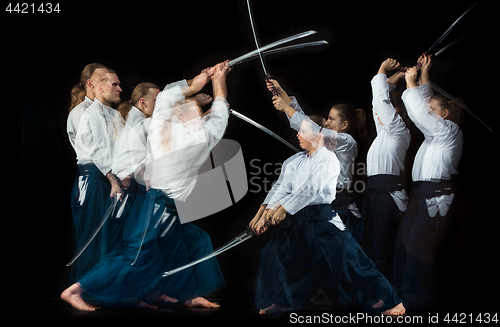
382 302 406 316
259 303 290 315
372 299 384 309
159 294 179 304
60 283 98 312
138 301 158 309
184 296 220 308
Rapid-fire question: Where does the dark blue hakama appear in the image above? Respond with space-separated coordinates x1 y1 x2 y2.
70 164 112 284
360 174 406 282
256 204 402 313
78 188 225 307
393 180 460 308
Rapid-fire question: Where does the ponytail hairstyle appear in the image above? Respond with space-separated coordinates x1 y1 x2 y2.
332 103 367 141
430 94 464 127
117 82 160 121
69 63 107 113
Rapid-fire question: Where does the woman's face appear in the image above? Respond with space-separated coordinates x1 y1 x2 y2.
429 98 449 119
325 107 346 132
297 120 318 151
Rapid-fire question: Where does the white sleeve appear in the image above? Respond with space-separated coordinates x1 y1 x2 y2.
280 156 338 215
153 79 190 116
75 110 113 175
403 87 448 137
262 152 303 206
265 161 295 211
417 82 434 103
201 96 230 148
371 74 397 127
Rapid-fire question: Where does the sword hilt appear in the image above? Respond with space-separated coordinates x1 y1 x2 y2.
248 220 272 236
398 52 434 72
265 74 278 97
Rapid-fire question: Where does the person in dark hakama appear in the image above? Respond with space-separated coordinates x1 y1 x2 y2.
249 118 405 316
266 80 366 237
69 67 125 284
102 83 162 264
393 55 464 309
61 62 230 311
67 64 108 281
360 58 411 283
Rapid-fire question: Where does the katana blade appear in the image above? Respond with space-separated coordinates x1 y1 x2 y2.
230 109 300 152
246 0 268 76
430 82 493 133
66 195 119 266
433 17 500 57
228 41 328 67
228 30 318 68
427 0 482 55
162 228 255 277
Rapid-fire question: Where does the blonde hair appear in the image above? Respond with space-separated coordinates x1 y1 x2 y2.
69 63 107 113
117 82 159 121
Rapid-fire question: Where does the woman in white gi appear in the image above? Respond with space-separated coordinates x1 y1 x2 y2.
266 80 365 236
249 118 405 316
394 55 464 309
69 68 125 284
361 58 411 282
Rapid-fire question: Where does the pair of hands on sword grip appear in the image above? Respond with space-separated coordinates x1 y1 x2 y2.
265 79 294 114
249 204 288 235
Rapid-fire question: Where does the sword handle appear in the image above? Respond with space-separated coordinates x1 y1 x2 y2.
248 220 272 235
399 52 433 72
265 74 278 97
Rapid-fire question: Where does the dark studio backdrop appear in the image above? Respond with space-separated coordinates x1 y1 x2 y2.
1 0 499 316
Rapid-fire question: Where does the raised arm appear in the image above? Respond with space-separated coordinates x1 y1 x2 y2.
372 58 400 129
403 67 444 137
417 53 432 86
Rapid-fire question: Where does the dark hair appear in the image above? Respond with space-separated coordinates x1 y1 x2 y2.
332 103 367 140
117 82 159 121
69 63 107 113
431 94 464 127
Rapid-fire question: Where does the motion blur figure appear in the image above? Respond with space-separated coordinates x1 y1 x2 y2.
266 79 366 237
69 67 125 285
61 61 230 311
360 58 411 283
394 55 464 309
67 64 108 283
249 118 405 316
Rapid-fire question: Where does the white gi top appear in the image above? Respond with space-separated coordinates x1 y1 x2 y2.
127 118 151 184
146 80 229 201
264 147 339 215
67 96 93 150
402 83 463 182
75 98 124 175
367 74 411 177
112 106 148 181
287 97 357 191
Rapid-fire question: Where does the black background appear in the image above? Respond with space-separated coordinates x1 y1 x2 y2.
1 0 499 319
